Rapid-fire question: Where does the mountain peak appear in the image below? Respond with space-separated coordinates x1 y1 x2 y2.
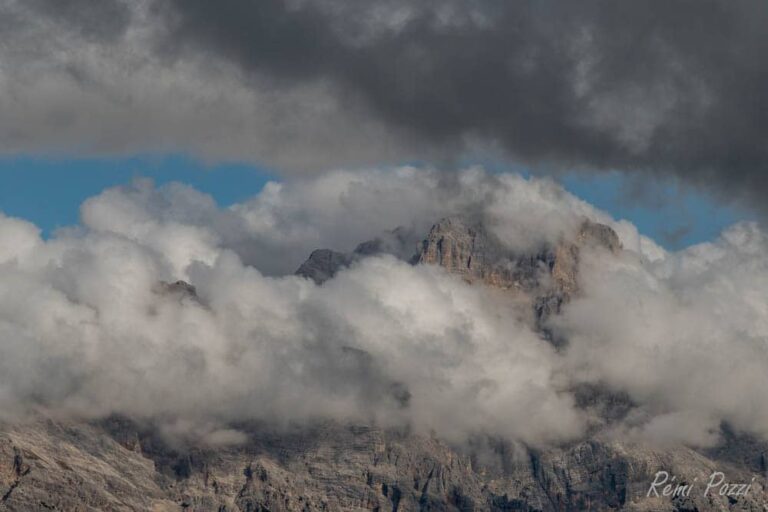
416 215 620 295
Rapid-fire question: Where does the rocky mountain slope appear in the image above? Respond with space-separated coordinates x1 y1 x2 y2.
2 416 767 512
1 217 766 511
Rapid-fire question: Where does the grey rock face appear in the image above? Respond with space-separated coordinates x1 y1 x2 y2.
296 227 419 284
577 221 622 253
415 216 620 292
295 249 355 284
416 217 517 288
1 419 766 511
415 216 620 337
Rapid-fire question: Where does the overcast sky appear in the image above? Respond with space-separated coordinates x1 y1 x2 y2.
2 0 768 213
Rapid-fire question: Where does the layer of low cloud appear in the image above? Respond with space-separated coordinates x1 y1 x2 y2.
0 167 765 449
555 222 768 445
3 1 768 210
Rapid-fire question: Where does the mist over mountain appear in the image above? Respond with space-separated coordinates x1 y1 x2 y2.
1 168 767 509
0 168 768 510
3 167 767 443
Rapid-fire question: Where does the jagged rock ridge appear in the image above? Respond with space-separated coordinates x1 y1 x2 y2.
415 217 621 319
296 227 416 284
2 417 766 511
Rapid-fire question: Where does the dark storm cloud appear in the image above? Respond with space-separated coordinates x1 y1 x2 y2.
2 0 768 208
19 0 132 41
159 0 768 207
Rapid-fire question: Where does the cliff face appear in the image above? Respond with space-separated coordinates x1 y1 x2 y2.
295 227 416 284
295 249 355 284
417 216 620 292
298 215 621 313
415 217 621 337
2 217 766 512
1 418 766 511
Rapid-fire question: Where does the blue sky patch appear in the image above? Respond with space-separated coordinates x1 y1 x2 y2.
0 155 751 249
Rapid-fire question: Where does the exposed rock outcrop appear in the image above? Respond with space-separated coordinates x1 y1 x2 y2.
416 216 621 333
295 249 355 284
296 227 418 284
1 418 766 511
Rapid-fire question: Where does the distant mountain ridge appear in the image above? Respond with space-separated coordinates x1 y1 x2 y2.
296 216 621 339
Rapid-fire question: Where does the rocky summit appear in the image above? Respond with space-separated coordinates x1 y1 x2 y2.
1 217 766 512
